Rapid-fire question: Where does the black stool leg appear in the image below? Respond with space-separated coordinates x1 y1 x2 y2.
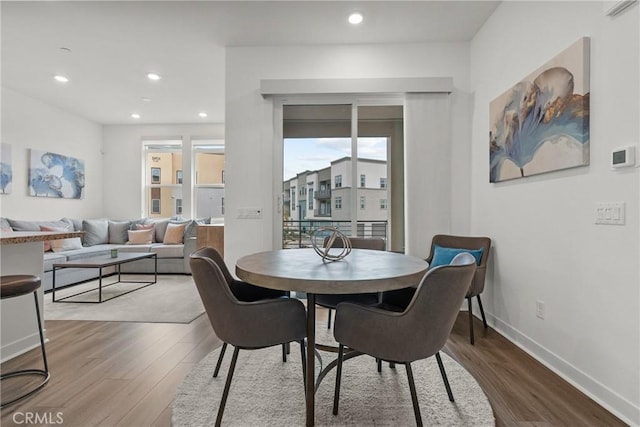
405 362 423 427
0 291 50 409
327 308 332 329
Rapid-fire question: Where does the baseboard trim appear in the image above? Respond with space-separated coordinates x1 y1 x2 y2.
0 329 47 364
488 313 639 426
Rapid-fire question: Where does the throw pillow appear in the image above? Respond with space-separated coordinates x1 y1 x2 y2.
163 222 186 244
108 220 131 244
128 229 154 245
82 218 109 246
40 224 82 252
148 218 170 243
430 244 484 269
135 223 156 242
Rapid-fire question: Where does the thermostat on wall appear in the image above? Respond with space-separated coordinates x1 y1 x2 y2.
611 145 636 169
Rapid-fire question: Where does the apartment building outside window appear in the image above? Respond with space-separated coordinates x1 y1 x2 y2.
380 199 388 210
335 196 342 209
360 196 366 209
335 175 342 188
194 141 225 219
360 174 366 187
380 178 387 189
291 186 296 210
144 140 182 218
308 184 313 210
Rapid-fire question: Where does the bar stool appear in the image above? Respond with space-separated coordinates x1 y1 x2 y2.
0 275 50 408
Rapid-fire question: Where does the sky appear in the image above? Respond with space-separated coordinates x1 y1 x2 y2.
283 137 387 181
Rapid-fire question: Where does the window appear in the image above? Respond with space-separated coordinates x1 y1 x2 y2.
144 140 182 218
360 196 366 209
335 196 342 209
335 175 342 188
380 178 387 189
380 199 388 210
291 186 296 209
151 188 161 214
176 170 183 184
360 174 366 187
176 198 183 215
308 186 313 210
194 141 225 220
151 167 161 184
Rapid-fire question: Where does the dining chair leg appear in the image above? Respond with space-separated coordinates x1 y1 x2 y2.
477 295 488 329
300 340 307 392
213 342 227 378
216 346 240 427
405 362 423 427
327 308 333 329
467 297 475 345
332 344 345 415
282 343 287 362
435 352 454 402
377 358 382 373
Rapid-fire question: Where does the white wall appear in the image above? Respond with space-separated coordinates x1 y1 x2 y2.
470 2 639 424
0 88 104 220
225 43 471 265
102 123 224 219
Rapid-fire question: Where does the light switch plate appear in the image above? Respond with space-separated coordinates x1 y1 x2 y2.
595 202 625 225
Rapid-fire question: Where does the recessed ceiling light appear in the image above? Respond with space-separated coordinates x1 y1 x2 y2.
131 113 141 119
141 97 152 102
54 75 69 83
348 12 363 25
59 47 72 53
198 112 208 118
147 72 161 81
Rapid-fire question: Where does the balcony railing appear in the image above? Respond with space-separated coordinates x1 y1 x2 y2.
313 209 331 217
315 189 331 199
282 219 388 249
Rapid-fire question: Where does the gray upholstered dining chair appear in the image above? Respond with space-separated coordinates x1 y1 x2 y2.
382 234 492 344
331 253 477 426
199 247 292 375
316 237 386 329
427 235 492 344
190 247 307 427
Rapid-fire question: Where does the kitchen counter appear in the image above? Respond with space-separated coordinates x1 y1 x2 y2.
1 231 83 362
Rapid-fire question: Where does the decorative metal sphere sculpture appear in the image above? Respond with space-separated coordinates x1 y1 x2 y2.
310 227 352 262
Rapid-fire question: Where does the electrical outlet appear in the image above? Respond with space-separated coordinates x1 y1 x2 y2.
536 301 545 319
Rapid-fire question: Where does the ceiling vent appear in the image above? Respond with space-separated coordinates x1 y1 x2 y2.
604 0 638 16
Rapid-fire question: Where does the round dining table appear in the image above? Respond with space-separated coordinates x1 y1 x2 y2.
236 248 429 427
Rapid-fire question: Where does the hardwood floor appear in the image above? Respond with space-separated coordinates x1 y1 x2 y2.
0 310 625 426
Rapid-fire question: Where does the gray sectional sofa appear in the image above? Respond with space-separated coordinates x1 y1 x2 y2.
3 216 204 291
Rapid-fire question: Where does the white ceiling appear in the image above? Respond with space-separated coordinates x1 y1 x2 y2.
1 1 500 125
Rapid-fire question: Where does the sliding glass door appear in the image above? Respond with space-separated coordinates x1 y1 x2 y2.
280 99 404 251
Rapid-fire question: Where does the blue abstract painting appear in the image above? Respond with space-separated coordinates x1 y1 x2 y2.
489 38 590 182
0 143 12 194
29 149 85 199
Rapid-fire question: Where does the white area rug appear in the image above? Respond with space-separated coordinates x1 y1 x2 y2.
172 344 495 426
44 275 204 323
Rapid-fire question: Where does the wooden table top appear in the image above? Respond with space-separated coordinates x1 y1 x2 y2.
236 248 429 294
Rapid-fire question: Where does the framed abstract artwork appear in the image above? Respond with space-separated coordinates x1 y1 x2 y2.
29 149 85 198
0 143 12 194
490 37 590 182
